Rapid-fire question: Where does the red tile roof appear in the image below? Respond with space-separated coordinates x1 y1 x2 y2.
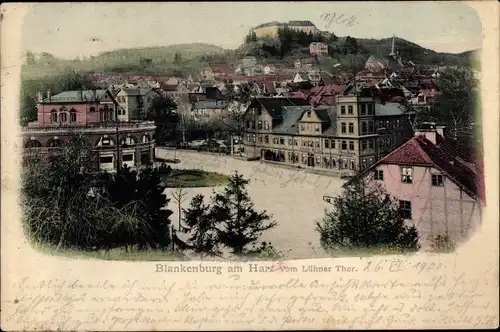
208 63 235 75
345 136 485 204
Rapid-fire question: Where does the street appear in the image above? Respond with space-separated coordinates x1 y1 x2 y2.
157 148 346 259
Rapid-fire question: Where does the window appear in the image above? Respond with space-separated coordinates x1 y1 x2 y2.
331 159 336 168
374 169 384 180
51 109 57 122
259 136 263 143
350 160 355 170
279 137 284 145
325 140 329 148
89 107 96 112
300 123 305 131
341 122 346 133
264 135 269 144
264 121 269 130
341 141 347 150
252 134 256 143
59 112 67 122
361 122 367 135
273 137 279 144
307 111 311 117
122 154 134 162
348 105 353 114
401 166 413 184
399 200 412 219
349 141 354 151
246 121 250 129
340 105 346 115
361 140 367 151
99 156 113 164
367 104 374 115
315 124 320 132
70 109 77 123
432 174 444 186
369 139 374 149
360 104 366 115
342 159 348 169
288 138 292 145
348 123 354 134
368 121 374 134
331 140 335 149
258 121 262 129
361 159 367 169
315 139 320 147
307 123 312 131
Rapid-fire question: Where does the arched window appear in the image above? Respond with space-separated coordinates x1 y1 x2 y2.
70 109 77 123
59 112 67 122
51 109 57 123
47 138 62 147
331 159 336 168
121 136 137 147
25 139 42 149
141 134 151 143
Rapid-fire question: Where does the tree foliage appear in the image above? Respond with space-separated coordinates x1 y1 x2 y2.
22 136 174 251
146 95 180 145
182 172 277 256
210 172 277 254
316 179 420 252
431 68 478 140
182 194 221 256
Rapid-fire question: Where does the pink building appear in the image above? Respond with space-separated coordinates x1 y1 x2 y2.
23 89 156 172
309 42 328 56
32 89 117 127
345 123 485 248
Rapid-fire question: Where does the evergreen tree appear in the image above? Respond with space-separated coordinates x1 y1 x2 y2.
316 179 420 252
147 95 179 145
183 194 221 256
209 172 277 255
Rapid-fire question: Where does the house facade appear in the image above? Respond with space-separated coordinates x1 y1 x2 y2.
344 124 485 248
310 42 328 56
242 95 412 177
115 88 161 121
23 89 156 172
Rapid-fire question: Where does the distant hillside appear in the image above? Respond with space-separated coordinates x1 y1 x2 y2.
237 34 479 69
95 43 227 62
22 43 232 79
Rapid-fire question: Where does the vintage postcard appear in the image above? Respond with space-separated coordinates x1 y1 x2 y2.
1 2 499 330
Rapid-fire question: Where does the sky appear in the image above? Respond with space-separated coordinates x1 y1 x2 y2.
21 2 482 60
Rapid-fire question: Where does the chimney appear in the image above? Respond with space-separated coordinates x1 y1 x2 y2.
37 91 43 103
414 122 438 145
436 125 445 138
47 90 52 101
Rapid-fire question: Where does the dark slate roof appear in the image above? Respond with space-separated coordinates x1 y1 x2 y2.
273 106 309 134
121 88 153 96
48 89 108 102
287 20 315 26
251 97 310 119
314 108 331 122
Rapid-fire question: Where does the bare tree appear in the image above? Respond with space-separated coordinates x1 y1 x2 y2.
171 180 189 231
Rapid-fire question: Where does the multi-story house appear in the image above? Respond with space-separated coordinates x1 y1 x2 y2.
23 89 156 172
343 123 485 248
310 42 328 56
115 87 161 121
242 91 413 177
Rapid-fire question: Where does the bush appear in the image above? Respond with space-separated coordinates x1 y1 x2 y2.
429 234 456 253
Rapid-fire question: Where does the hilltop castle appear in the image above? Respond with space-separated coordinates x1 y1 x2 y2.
251 20 320 38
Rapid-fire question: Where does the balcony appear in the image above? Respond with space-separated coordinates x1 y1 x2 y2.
22 121 156 134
